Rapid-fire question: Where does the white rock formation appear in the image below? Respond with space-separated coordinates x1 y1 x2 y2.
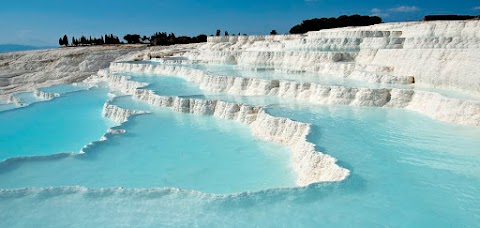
2 20 480 186
185 21 480 93
107 62 480 126
114 43 203 62
102 102 148 124
94 74 349 186
85 21 480 184
0 45 147 100
87 69 148 94
33 89 60 100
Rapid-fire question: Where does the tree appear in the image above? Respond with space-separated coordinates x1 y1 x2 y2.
124 34 141 44
216 29 221 36
80 36 87 45
62 35 69 46
289 25 304 34
289 14 383 34
150 32 168 46
270 30 278 35
224 31 229 36
58 30 208 47
196 34 208 42
167 33 176 45
105 34 119 44
423 15 478 21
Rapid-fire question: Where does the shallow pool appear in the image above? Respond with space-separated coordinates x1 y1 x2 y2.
0 88 112 160
1 62 480 227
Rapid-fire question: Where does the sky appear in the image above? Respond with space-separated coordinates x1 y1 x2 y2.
0 0 479 46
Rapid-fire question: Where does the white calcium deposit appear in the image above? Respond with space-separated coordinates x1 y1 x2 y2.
107 62 480 126
2 21 480 186
102 102 148 124
94 21 480 184
98 75 349 186
33 89 60 100
0 45 147 100
185 20 480 93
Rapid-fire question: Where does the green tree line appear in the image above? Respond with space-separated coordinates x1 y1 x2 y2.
59 34 121 46
289 14 383 34
59 32 208 47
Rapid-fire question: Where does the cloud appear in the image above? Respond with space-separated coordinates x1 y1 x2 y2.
389 6 420 12
473 6 480 10
370 8 389 18
371 13 390 18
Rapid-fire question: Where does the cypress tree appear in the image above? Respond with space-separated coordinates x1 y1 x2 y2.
62 35 69 46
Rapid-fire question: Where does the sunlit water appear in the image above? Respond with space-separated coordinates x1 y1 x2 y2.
0 105 294 193
0 88 113 160
1 62 480 227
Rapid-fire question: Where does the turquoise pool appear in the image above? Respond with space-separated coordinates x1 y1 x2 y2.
1 62 479 227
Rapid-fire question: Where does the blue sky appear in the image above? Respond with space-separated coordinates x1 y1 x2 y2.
1 0 479 46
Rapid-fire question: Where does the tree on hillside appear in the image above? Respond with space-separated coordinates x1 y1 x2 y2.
289 25 303 34
423 15 479 21
150 32 168 45
62 35 69 46
104 34 121 45
289 14 382 34
176 36 188 44
224 31 229 36
80 36 87 45
124 34 141 44
270 30 278 35
167 33 176 45
216 29 221 36
196 34 208 42
58 30 207 47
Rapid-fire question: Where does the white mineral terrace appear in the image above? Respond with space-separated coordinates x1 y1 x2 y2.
94 74 350 186
105 62 480 126
2 21 480 186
